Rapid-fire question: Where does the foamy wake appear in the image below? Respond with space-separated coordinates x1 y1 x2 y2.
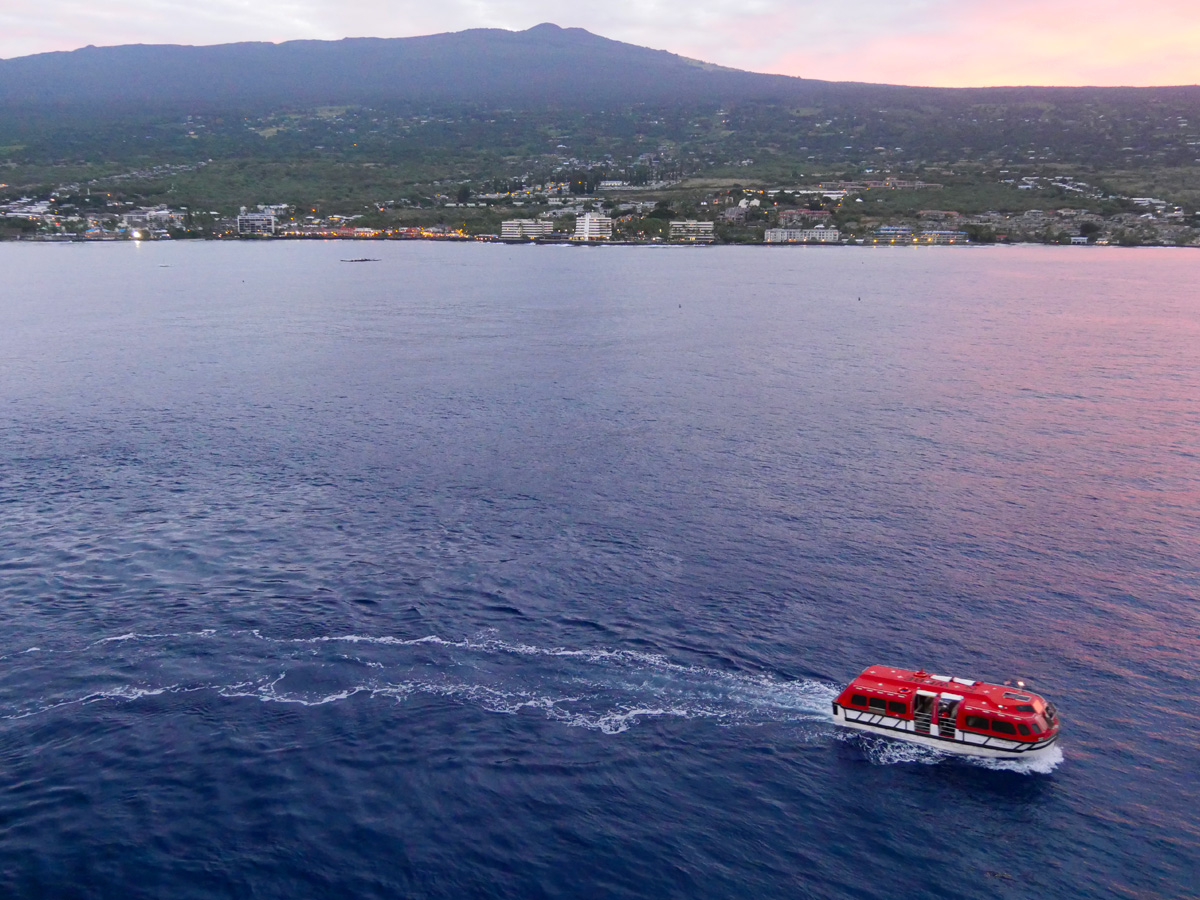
1 629 1067 771
840 732 946 767
973 743 1065 774
838 730 1064 773
3 629 839 736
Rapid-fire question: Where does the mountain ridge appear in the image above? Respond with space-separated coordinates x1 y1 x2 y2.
0 24 824 111
2 22 1197 107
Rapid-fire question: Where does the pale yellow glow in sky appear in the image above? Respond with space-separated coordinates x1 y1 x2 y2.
757 0 1200 86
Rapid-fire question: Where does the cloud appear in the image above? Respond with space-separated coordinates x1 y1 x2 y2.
0 0 324 54
1 0 1197 86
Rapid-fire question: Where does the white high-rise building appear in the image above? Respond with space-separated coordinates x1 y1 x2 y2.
237 212 277 235
501 219 553 240
572 212 613 241
764 227 841 244
669 220 715 242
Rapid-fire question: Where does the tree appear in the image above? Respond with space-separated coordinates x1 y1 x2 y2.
963 223 996 243
637 217 668 240
0 218 38 239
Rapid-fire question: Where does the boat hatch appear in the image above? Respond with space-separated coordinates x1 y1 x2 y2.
912 691 936 735
930 675 951 683
936 694 962 738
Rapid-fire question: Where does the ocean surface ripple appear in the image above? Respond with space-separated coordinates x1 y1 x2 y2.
0 242 1196 899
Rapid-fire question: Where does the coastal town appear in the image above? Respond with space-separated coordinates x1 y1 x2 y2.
1 174 1195 247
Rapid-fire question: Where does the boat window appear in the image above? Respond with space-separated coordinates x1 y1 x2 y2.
1016 705 1035 713
887 701 907 716
850 694 869 708
991 720 1017 735
868 698 887 712
1017 724 1031 736
964 715 990 731
1031 721 1043 735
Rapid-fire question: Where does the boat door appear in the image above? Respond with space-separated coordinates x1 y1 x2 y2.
937 694 963 739
913 690 936 734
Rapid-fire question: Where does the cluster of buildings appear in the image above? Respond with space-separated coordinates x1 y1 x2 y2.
1 197 54 220
868 226 968 245
233 206 465 239
122 206 187 236
0 198 191 240
954 206 1193 245
496 214 839 245
498 215 719 243
498 213 619 241
5 167 1196 247
196 198 1200 247
817 179 944 192
440 178 678 209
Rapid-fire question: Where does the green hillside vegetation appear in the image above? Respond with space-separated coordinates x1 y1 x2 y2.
3 95 1197 215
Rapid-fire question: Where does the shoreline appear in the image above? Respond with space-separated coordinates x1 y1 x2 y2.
4 236 1192 249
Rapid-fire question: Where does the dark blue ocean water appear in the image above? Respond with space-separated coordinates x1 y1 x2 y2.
0 241 1197 899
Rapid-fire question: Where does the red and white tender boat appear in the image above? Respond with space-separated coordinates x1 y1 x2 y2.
833 665 1060 758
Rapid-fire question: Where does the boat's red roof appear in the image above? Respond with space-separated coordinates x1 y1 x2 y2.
839 665 1054 719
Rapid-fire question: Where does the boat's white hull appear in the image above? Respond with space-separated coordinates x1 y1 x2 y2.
833 704 1059 759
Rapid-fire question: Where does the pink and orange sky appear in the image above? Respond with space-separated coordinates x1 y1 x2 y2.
1 0 1198 87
